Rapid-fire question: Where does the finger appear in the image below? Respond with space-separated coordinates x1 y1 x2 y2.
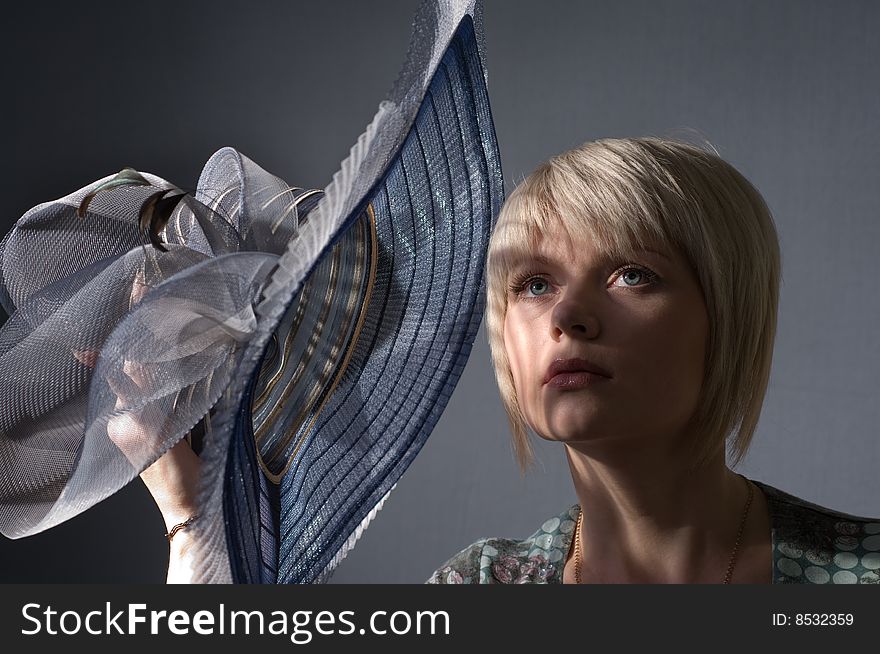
107 364 145 407
72 349 100 369
106 406 150 464
130 270 149 307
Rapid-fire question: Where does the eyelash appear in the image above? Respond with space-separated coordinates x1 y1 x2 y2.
612 265 659 288
507 265 659 299
507 270 544 296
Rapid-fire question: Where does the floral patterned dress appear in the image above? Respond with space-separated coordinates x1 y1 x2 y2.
426 479 880 584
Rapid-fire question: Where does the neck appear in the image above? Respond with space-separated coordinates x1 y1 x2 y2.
564 441 751 583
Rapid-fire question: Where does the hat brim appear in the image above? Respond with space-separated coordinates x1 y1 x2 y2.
197 12 502 583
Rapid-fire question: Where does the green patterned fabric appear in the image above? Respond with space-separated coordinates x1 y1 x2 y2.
427 479 880 584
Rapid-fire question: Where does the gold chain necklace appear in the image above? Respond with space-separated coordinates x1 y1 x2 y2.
571 476 754 584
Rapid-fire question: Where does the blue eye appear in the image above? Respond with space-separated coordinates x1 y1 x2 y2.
507 273 552 299
612 266 657 288
527 278 550 296
621 270 643 286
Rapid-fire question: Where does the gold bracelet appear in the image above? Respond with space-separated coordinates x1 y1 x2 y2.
165 515 198 541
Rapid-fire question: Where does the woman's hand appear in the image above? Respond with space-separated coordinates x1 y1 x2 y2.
106 402 203 582
77 273 205 582
104 358 203 582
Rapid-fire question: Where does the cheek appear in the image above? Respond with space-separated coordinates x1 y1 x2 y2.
637 302 708 405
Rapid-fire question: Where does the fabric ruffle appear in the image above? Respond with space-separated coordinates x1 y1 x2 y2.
0 148 310 538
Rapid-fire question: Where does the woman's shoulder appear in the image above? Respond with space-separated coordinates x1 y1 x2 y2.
426 505 579 584
753 479 880 584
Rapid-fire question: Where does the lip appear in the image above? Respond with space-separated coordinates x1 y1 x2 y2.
543 357 612 388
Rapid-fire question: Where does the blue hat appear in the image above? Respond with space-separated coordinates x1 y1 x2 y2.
0 0 502 583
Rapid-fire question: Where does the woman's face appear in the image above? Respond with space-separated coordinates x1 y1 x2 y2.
502 223 709 451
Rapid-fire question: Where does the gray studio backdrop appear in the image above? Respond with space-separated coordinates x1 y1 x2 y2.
0 0 877 582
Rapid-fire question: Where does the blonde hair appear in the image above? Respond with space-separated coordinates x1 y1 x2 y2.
486 137 780 471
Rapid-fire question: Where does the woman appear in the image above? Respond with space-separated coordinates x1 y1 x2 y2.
426 137 880 585
136 136 879 584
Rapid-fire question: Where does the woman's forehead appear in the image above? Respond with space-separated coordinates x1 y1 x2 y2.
503 240 671 270
504 222 671 265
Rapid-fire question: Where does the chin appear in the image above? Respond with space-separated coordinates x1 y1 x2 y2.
534 413 609 444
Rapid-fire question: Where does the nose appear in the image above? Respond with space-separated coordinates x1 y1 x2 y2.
550 298 600 340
